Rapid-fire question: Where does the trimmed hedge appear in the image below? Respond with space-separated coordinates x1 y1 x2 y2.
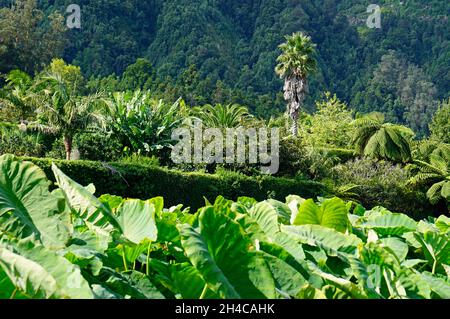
22 157 328 211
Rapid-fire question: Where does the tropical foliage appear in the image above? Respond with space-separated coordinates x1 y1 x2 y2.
105 90 188 157
0 155 449 299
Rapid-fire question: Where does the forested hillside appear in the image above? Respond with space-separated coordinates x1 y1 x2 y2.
0 0 449 135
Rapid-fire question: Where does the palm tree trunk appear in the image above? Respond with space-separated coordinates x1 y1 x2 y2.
291 113 299 137
64 135 73 160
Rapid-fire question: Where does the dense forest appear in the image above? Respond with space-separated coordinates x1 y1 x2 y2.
0 0 449 136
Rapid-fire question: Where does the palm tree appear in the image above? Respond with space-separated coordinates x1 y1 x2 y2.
0 70 36 123
407 145 450 205
191 103 252 128
351 112 414 163
36 72 105 160
275 32 317 136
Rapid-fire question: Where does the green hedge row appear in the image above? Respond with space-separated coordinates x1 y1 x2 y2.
23 157 328 211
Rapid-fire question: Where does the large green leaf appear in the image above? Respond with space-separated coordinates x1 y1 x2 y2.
282 225 363 255
420 272 450 299
0 155 70 249
248 201 279 237
362 213 417 236
115 199 157 244
0 241 93 299
261 251 306 297
170 263 211 299
178 207 276 299
259 241 309 297
62 228 111 276
259 242 310 279
293 198 349 233
52 163 116 228
177 223 239 298
96 268 165 299
156 212 181 243
436 215 450 234
266 199 292 225
380 237 409 262
414 232 450 272
246 201 305 260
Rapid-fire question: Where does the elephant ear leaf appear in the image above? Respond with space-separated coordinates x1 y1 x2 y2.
435 216 450 234
0 155 70 249
115 199 158 244
293 197 349 233
51 163 117 229
362 213 417 236
282 224 362 255
0 241 93 299
414 232 450 273
248 201 280 238
420 272 450 299
178 207 276 299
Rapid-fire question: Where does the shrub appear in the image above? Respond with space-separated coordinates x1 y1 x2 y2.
0 128 45 157
119 153 160 167
331 158 438 218
45 132 124 161
76 132 123 161
277 136 312 178
277 137 356 179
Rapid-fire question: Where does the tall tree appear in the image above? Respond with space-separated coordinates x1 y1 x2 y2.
275 32 317 136
0 0 65 74
400 65 438 137
430 99 450 144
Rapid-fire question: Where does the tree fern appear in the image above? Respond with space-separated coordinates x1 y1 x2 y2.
407 147 450 205
351 113 413 163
